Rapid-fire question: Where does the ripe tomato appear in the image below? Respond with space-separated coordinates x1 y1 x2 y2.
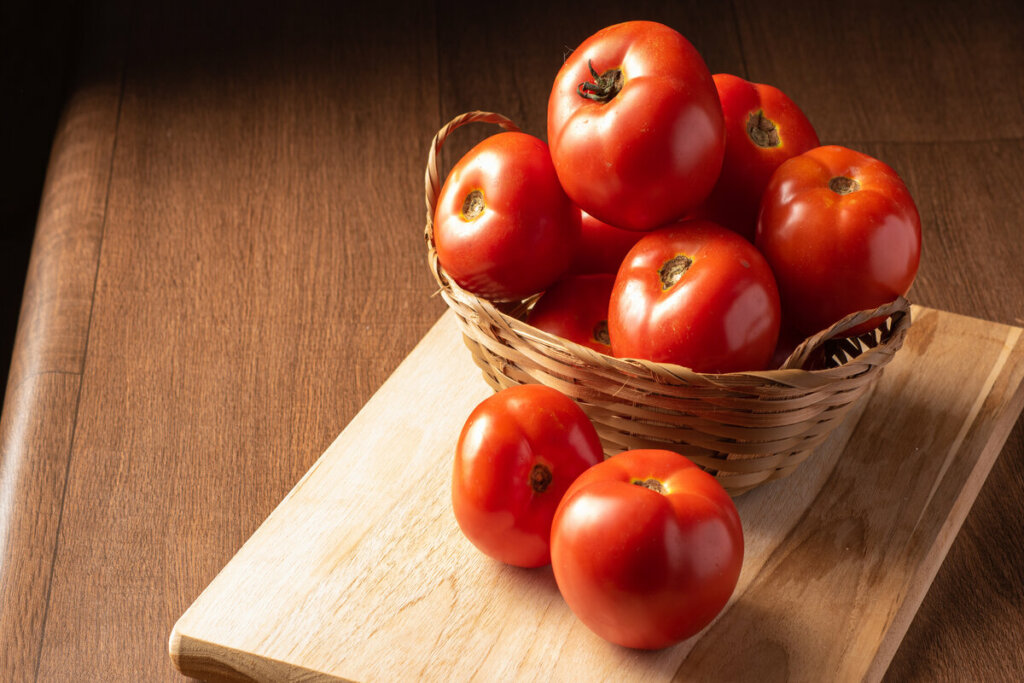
526 274 615 355
433 132 580 301
569 210 646 275
756 145 922 337
547 21 724 231
451 384 604 568
608 220 781 373
690 74 820 241
551 449 744 649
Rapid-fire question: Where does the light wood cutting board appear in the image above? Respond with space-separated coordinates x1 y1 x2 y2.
170 306 1024 682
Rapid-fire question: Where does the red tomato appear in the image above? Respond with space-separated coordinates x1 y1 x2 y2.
608 220 781 373
551 449 744 649
451 384 604 568
569 211 646 275
433 132 580 301
527 274 615 354
547 21 724 231
690 74 820 241
756 145 922 337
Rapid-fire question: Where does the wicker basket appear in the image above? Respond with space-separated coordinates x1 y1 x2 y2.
424 111 911 495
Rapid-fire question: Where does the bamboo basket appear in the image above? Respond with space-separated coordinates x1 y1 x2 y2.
424 111 911 495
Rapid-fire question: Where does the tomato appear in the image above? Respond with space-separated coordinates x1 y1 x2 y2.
568 210 646 275
547 21 724 231
433 132 580 301
451 384 604 568
608 220 781 373
756 145 922 337
526 274 615 355
689 74 820 242
551 449 744 649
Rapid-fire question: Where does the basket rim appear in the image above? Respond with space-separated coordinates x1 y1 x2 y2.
423 110 912 390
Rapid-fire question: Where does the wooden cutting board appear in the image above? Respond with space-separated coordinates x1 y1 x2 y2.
170 306 1024 682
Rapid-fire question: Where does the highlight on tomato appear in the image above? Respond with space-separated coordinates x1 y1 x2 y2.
433 131 580 302
551 449 744 649
608 220 781 373
756 145 922 337
547 20 725 231
451 384 604 568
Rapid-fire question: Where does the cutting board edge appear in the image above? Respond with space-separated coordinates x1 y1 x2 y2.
864 327 1024 681
169 627 351 682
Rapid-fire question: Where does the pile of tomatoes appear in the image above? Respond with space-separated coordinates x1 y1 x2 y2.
433 20 922 373
452 384 743 650
437 20 923 650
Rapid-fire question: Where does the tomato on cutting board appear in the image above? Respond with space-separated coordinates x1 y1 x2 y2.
551 449 744 649
451 384 604 568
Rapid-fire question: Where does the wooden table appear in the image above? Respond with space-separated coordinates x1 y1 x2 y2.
2 2 1022 680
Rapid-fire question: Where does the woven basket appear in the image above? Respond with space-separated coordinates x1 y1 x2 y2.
424 111 911 495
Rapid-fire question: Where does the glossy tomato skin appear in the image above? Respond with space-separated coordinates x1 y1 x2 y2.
569 211 646 275
608 220 781 373
548 21 724 231
551 449 744 649
452 384 604 568
690 74 820 241
756 145 922 337
433 132 580 301
527 274 615 355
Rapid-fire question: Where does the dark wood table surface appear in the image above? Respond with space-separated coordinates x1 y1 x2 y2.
2 1 1022 680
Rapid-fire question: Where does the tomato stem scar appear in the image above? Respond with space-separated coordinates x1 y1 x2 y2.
577 60 623 102
746 110 780 148
530 464 553 493
461 189 485 220
592 320 610 346
633 478 664 493
828 176 861 195
659 254 693 290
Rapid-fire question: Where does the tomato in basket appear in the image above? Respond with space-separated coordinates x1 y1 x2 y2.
433 131 580 301
547 21 724 231
608 220 781 373
526 274 615 355
569 210 646 275
689 73 820 242
551 449 744 649
756 145 921 337
451 384 604 568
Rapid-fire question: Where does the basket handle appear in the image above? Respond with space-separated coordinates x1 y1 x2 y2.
424 111 521 238
779 295 911 370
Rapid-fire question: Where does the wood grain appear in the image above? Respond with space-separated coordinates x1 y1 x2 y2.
1 1 1023 680
0 15 123 675
732 0 1024 144
26 3 446 680
169 306 1024 682
856 140 1024 681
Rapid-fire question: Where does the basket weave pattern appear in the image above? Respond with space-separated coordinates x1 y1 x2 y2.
425 111 911 495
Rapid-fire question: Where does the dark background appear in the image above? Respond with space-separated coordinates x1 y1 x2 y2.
1 1 79 398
